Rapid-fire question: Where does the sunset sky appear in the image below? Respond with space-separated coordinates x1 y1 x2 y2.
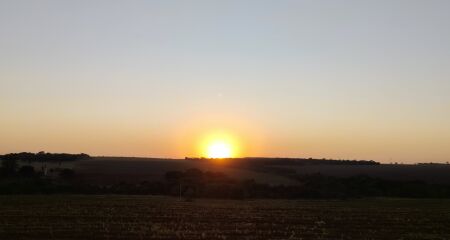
1 0 450 163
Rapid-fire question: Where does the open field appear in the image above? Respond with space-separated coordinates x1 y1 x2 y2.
0 195 449 240
274 164 450 184
74 157 298 185
73 157 450 185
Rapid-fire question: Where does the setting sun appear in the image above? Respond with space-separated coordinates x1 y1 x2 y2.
197 131 241 158
206 141 232 158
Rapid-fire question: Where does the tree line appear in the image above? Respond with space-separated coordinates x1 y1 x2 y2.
186 157 380 166
0 152 90 163
1 156 450 199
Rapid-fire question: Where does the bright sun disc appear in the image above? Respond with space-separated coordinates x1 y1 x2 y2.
206 141 232 158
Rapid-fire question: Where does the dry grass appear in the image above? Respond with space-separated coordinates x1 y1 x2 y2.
0 195 449 239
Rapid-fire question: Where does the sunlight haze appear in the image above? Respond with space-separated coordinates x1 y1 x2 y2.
1 0 450 163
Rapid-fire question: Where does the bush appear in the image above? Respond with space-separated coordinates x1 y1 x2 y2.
59 169 75 180
0 158 18 176
18 166 35 178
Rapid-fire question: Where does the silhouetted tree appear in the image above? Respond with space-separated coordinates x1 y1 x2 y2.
165 171 183 183
59 169 75 180
18 165 35 178
184 168 203 184
0 158 18 176
0 152 90 162
165 171 184 197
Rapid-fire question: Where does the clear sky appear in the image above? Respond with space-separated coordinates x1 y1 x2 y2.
1 0 450 163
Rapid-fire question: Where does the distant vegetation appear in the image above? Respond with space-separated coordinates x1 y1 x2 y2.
162 169 450 199
0 152 81 194
0 152 90 162
186 157 380 166
1 152 450 199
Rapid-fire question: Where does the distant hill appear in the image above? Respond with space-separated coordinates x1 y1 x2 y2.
2 153 450 185
75 157 299 186
2 153 450 197
0 152 90 162
185 157 380 166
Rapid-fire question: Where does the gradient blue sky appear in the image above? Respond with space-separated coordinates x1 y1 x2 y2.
1 0 449 162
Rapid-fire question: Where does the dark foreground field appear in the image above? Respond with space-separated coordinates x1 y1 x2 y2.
0 196 449 240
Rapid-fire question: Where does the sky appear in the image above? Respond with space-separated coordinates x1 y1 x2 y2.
1 0 450 163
